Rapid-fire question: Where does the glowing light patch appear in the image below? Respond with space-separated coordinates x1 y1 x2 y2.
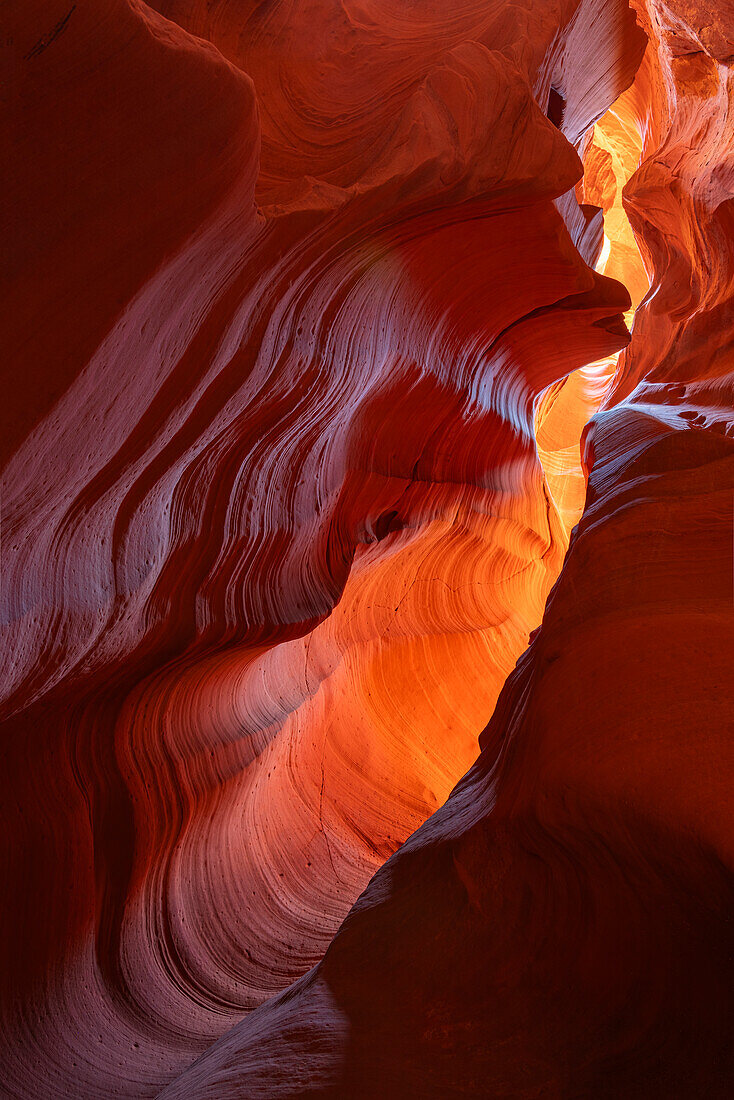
596 233 612 273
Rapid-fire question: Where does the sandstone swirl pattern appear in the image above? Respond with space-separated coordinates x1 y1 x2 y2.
159 1 734 1096
5 0 730 1098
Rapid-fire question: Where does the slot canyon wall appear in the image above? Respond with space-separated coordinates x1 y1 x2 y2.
1 0 732 1097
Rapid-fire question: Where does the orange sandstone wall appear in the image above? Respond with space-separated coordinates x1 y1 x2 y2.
6 0 730 1098
158 1 734 1097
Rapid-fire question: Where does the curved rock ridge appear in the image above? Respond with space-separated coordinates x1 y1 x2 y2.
1 2 648 1097
157 1 734 1097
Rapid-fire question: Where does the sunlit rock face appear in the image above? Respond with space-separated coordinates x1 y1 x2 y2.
4 0 731 1098
157 1 733 1097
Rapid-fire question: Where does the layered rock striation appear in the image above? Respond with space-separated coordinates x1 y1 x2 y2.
4 0 732 1097
159 1 734 1096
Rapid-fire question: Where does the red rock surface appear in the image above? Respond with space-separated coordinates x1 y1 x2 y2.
2 0 732 1097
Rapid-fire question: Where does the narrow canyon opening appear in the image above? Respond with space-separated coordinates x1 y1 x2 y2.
536 82 650 536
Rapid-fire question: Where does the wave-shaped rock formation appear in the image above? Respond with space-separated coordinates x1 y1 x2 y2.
2 0 731 1097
